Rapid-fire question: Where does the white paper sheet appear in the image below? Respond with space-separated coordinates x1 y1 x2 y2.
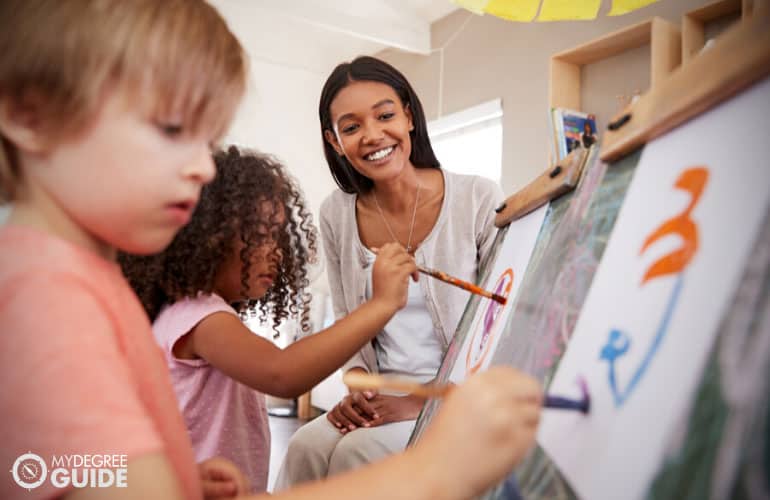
449 203 548 383
538 77 770 500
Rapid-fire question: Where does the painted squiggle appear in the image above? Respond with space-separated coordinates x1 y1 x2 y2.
639 167 708 283
602 275 684 406
601 167 709 407
466 269 514 374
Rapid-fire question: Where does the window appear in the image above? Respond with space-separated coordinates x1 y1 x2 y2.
428 99 503 185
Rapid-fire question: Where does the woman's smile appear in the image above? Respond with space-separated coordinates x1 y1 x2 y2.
363 145 397 164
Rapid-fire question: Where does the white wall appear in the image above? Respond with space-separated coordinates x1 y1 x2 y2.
224 59 335 223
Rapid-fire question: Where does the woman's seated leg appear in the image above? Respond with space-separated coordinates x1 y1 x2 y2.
274 415 342 490
327 419 416 476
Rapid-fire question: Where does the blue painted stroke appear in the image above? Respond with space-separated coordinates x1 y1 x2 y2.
600 275 684 407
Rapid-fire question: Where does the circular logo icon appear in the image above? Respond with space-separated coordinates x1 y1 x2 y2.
11 453 47 490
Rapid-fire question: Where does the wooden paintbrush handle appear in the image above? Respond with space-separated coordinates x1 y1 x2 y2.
342 372 451 398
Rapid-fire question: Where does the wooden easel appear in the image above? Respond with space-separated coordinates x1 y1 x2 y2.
494 147 590 228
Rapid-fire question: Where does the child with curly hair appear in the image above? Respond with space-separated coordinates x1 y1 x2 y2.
119 145 419 494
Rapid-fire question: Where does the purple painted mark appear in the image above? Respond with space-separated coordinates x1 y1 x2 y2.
473 271 512 362
483 277 509 332
466 269 514 374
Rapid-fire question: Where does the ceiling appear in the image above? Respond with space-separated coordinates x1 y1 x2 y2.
208 0 459 74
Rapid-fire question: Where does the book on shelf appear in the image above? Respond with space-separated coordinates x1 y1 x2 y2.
549 108 598 161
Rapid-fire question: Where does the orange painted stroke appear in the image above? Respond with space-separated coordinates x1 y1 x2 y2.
639 167 709 284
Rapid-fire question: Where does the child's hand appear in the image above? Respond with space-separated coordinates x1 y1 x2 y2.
327 389 379 433
371 242 418 313
198 457 250 499
413 367 542 500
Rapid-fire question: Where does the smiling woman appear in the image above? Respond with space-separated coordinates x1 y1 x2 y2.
275 55 505 489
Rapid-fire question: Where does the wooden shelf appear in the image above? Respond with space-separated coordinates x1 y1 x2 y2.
601 6 770 162
683 0 745 65
549 17 681 111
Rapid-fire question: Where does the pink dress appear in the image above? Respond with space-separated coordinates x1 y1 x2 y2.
153 294 271 493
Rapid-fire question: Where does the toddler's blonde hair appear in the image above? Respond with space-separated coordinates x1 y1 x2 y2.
0 0 248 201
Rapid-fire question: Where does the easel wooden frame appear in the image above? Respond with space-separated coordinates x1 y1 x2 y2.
494 148 590 227
601 5 770 162
549 17 681 112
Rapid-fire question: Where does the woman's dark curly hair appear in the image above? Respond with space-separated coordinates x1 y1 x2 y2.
119 145 318 337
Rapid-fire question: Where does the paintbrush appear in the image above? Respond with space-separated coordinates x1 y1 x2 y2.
417 265 507 305
343 371 591 414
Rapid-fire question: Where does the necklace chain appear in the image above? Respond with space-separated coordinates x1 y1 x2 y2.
372 182 421 253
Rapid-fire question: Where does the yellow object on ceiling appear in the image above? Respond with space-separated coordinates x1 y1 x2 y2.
451 0 661 21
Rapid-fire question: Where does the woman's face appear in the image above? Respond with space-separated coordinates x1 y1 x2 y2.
325 80 414 185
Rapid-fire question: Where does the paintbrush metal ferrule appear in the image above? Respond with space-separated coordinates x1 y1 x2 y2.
544 395 590 414
542 376 591 413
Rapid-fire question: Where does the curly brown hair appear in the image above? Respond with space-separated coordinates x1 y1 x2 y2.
119 145 318 337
